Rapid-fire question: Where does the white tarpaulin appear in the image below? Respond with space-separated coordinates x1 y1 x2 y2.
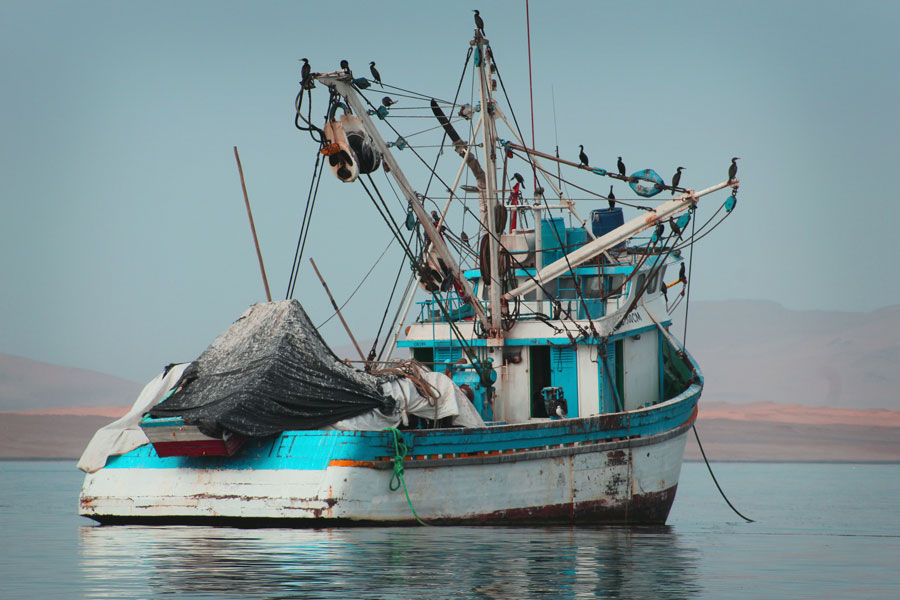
77 363 190 473
327 369 484 431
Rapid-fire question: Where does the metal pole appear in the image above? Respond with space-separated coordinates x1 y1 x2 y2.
310 257 367 363
234 146 272 302
323 76 490 332
476 34 502 335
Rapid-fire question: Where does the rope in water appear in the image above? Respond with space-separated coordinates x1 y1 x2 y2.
692 424 755 522
384 428 429 526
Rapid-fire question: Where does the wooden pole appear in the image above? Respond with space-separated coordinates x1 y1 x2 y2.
234 146 272 302
309 257 367 363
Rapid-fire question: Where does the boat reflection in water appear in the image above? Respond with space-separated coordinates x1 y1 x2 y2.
80 525 699 598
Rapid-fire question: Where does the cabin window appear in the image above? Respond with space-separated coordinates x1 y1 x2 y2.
607 274 626 296
633 274 646 296
582 275 602 298
557 276 577 299
658 266 667 290
647 271 658 293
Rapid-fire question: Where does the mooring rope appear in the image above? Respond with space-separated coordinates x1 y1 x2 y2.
384 427 429 526
692 424 754 523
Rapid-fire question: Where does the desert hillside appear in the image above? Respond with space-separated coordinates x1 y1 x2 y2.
0 353 141 411
673 301 900 410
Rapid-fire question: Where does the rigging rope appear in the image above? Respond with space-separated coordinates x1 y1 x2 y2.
286 151 325 299
316 237 394 329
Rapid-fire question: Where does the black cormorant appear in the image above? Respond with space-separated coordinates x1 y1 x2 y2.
728 157 740 182
679 262 687 283
617 156 626 177
607 186 616 210
340 59 350 72
655 221 665 241
369 61 381 85
513 172 525 187
578 145 589 167
382 96 396 107
669 217 683 240
473 10 485 34
671 166 684 195
300 58 311 85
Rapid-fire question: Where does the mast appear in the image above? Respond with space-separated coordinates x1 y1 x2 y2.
320 75 491 332
475 31 503 336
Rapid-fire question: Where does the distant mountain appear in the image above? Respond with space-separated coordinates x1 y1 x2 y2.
2 301 898 413
672 301 900 410
0 353 141 411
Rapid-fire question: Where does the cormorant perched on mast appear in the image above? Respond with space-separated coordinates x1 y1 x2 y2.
369 61 381 85
578 145 589 167
607 186 616 210
617 156 626 177
669 217 683 240
512 172 525 187
728 157 740 182
340 59 350 72
473 10 485 34
671 166 684 195
300 58 311 85
382 96 397 107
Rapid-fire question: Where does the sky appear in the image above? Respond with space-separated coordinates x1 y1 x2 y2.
2 0 899 383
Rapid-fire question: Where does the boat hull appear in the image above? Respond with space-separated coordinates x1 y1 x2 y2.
80 386 698 526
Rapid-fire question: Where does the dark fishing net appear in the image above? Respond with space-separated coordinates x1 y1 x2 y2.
149 300 394 437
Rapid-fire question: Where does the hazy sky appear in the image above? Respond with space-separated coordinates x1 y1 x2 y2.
2 1 898 382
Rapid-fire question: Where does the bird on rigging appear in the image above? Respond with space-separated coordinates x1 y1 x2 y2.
671 166 685 195
369 61 381 85
607 186 616 210
578 145 589 167
728 157 740 182
340 59 350 72
512 172 525 188
473 10 485 34
654 221 665 242
617 156 626 177
382 96 396 107
299 58 311 85
669 217 683 240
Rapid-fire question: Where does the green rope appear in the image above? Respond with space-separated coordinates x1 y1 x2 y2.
384 428 429 526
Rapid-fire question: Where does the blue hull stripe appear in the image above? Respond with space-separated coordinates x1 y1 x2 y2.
108 386 699 471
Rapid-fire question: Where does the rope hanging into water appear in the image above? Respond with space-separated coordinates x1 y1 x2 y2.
384 428 429 526
692 424 755 523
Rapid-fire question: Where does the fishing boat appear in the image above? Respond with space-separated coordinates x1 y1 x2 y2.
78 23 739 525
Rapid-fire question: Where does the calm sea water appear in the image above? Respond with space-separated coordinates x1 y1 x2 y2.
2 461 898 599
